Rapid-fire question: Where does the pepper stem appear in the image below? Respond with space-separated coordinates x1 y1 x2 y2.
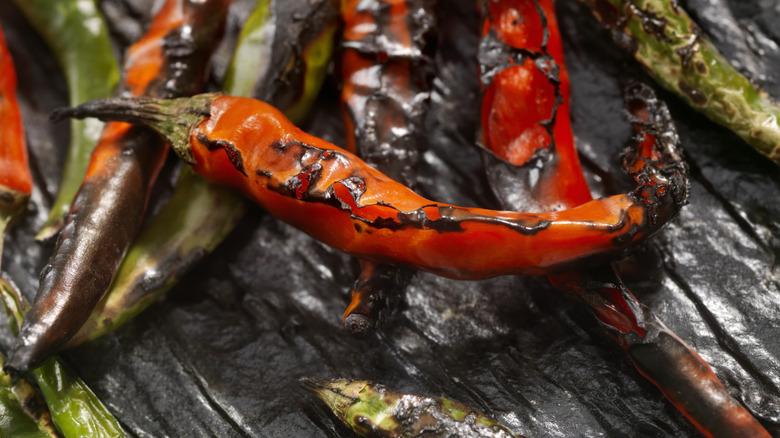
50 93 220 165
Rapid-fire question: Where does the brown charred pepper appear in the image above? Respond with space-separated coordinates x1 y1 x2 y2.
0 23 32 267
4 0 231 373
53 91 687 281
340 0 436 335
66 0 340 347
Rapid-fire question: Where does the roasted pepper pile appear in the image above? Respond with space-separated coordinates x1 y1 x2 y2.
0 0 779 437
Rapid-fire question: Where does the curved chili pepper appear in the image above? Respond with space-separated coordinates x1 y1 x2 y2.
53 91 687 281
0 23 31 267
340 0 436 336
301 377 526 437
4 0 231 373
579 0 780 165
478 4 768 434
65 0 339 348
10 0 120 241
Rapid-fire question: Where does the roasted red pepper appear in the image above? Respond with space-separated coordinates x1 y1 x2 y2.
53 91 687 281
0 23 32 261
5 0 231 373
478 2 769 436
340 0 436 335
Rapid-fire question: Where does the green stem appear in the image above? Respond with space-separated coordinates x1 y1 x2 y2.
582 0 780 164
11 0 119 241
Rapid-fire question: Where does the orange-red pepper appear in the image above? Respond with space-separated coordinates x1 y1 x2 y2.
6 0 231 373
53 91 687 281
0 23 32 248
478 2 769 436
340 0 436 335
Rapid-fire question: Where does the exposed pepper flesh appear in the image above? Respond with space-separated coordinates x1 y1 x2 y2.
54 92 688 281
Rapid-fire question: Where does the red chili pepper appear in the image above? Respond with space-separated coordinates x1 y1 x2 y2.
478 2 769 436
5 0 231 373
52 91 687 282
340 0 436 335
0 23 32 260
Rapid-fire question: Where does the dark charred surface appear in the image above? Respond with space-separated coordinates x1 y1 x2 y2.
1 0 779 437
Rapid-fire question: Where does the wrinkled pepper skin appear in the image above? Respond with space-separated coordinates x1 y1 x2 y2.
67 0 339 347
5 0 231 373
479 0 592 212
10 0 119 241
301 377 525 438
579 0 780 164
477 4 768 433
55 92 687 280
340 0 437 336
0 23 31 251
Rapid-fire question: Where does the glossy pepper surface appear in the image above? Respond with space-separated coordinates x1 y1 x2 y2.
5 0 231 373
67 0 339 347
10 0 119 240
55 91 688 280
339 0 436 335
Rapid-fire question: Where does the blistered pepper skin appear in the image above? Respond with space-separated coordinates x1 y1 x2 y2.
5 0 231 373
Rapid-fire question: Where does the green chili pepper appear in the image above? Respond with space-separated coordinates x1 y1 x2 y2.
68 0 339 346
0 354 57 438
301 377 526 438
0 274 126 438
11 0 119 241
579 0 780 164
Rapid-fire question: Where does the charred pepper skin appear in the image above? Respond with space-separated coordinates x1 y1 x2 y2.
478 0 592 212
301 377 525 438
579 0 780 164
55 92 688 280
66 0 340 347
476 3 768 433
4 0 231 373
340 0 437 336
10 0 120 241
0 23 31 263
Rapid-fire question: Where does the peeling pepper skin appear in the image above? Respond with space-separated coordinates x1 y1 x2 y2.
55 92 688 281
4 0 231 373
340 0 437 335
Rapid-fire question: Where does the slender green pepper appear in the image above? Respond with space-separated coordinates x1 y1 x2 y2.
11 0 120 241
301 377 525 438
67 0 339 346
0 275 126 438
579 0 780 164
0 355 57 438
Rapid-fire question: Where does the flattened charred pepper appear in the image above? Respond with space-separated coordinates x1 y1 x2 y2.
10 0 119 241
5 0 231 373
54 91 687 280
301 377 525 437
67 0 339 347
579 0 780 164
0 274 126 438
340 0 436 335
0 23 31 269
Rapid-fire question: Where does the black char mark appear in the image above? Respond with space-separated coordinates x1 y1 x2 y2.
265 139 552 236
198 133 248 177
